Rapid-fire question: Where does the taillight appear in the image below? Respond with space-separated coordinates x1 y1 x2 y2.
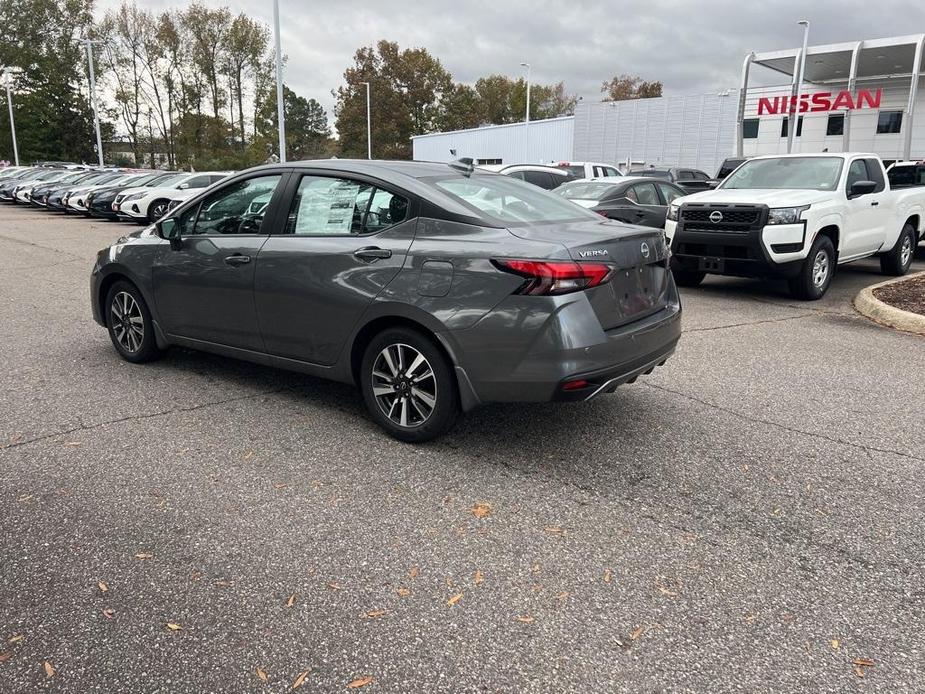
492 259 613 296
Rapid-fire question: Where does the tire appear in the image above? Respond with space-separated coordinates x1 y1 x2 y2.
788 234 835 300
671 267 706 287
147 199 170 224
359 327 459 443
104 280 163 363
879 223 916 276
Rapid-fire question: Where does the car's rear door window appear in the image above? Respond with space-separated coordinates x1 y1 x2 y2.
656 183 684 204
282 175 409 236
632 183 660 205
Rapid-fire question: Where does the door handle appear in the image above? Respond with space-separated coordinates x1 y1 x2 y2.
353 247 392 261
870 201 879 206
224 254 251 266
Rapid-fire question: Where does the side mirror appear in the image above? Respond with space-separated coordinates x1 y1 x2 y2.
708 181 720 189
178 183 189 190
849 180 877 199
158 217 181 248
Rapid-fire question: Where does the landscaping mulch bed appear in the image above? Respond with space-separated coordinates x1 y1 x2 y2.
873 274 925 316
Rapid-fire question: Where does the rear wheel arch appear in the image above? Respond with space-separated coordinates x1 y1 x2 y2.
349 315 456 388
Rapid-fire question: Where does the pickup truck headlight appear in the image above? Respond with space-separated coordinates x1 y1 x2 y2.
767 205 810 225
667 202 681 221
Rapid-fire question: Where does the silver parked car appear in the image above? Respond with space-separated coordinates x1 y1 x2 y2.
90 160 681 441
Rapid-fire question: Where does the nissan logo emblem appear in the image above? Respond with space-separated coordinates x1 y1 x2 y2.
640 242 650 259
709 211 724 223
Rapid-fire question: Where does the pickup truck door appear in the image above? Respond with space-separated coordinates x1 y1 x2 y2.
842 158 887 258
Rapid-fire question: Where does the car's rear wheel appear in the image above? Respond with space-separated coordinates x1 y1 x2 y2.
147 200 170 224
105 280 162 363
360 327 459 442
788 234 835 300
879 223 916 276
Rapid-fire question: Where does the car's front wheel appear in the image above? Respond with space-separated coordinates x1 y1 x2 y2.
360 327 459 442
105 280 162 363
147 200 170 224
789 234 835 300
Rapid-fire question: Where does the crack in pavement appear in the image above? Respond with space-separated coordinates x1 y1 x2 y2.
683 312 819 333
1 387 289 452
642 381 925 464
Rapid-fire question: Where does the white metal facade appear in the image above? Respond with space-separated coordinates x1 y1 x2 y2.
411 116 574 165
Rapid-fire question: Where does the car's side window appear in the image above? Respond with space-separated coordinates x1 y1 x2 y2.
625 187 638 203
657 183 683 204
845 160 868 192
185 175 214 189
186 175 282 236
603 167 621 177
632 183 660 205
283 175 409 236
862 158 886 193
677 170 693 180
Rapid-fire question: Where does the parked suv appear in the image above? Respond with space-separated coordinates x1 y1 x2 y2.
91 161 681 442
631 167 715 193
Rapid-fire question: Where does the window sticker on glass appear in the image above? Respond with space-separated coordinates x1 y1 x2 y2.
291 177 373 235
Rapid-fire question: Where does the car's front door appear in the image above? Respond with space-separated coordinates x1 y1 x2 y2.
153 173 287 351
254 173 417 366
620 182 666 227
842 158 884 258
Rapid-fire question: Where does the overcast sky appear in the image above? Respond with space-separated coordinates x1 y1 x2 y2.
97 0 925 122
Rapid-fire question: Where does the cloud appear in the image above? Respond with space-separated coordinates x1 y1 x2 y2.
97 0 925 125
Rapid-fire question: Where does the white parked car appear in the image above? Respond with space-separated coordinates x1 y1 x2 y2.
665 152 925 299
113 171 233 223
549 161 624 179
65 172 142 213
477 164 576 190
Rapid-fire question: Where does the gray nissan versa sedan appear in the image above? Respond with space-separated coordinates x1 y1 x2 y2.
90 160 681 441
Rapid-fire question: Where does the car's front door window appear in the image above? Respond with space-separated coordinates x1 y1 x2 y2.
188 175 282 236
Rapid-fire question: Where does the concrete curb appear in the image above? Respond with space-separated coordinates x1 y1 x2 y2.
853 271 925 336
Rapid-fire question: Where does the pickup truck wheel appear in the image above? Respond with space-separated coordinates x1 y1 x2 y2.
789 235 835 301
671 267 706 287
879 223 916 276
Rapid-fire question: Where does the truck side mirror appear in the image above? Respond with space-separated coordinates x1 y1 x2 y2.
848 180 877 199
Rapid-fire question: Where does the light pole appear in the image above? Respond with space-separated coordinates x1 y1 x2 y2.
520 62 531 161
273 0 286 163
84 39 105 166
788 20 810 154
361 81 372 159
2 70 19 166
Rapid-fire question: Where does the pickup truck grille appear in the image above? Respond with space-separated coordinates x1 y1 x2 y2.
679 205 765 233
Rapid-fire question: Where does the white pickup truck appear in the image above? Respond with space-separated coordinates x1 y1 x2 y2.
664 153 924 299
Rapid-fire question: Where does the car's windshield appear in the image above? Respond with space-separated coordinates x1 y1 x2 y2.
723 156 844 191
633 170 669 178
556 182 620 201
431 174 599 225
155 174 189 188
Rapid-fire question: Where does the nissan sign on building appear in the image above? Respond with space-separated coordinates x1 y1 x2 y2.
414 34 924 175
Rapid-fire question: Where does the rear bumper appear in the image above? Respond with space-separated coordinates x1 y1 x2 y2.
450 280 682 404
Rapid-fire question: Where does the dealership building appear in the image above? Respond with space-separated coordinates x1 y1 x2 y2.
412 34 925 174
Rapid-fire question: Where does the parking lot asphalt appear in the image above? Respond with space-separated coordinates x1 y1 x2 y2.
1 204 923 693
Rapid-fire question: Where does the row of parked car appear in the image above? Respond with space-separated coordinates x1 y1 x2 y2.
0 164 232 223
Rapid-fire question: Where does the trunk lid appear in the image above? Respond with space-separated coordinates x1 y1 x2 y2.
508 220 672 330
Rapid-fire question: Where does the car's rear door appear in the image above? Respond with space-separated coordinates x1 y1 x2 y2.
253 172 417 366
152 172 288 351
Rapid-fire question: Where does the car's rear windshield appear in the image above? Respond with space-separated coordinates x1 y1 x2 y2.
887 164 925 187
722 156 844 191
429 174 599 226
557 182 619 201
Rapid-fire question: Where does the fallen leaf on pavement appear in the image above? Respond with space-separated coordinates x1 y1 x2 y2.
243 450 255 461
135 553 152 560
16 495 33 503
446 593 463 606
166 623 183 631
347 676 374 689
544 526 566 535
515 616 534 624
630 626 646 641
831 639 840 650
102 609 115 619
98 581 108 593
0 652 11 663
274 483 289 489
9 635 24 644
395 587 410 597
44 661 55 678
63 441 82 447
603 569 613 583
409 566 419 579
327 583 341 591
292 669 310 688
471 503 492 519
657 586 678 597
256 667 268 682
474 570 484 585
363 610 386 619
287 593 298 608
555 591 569 600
